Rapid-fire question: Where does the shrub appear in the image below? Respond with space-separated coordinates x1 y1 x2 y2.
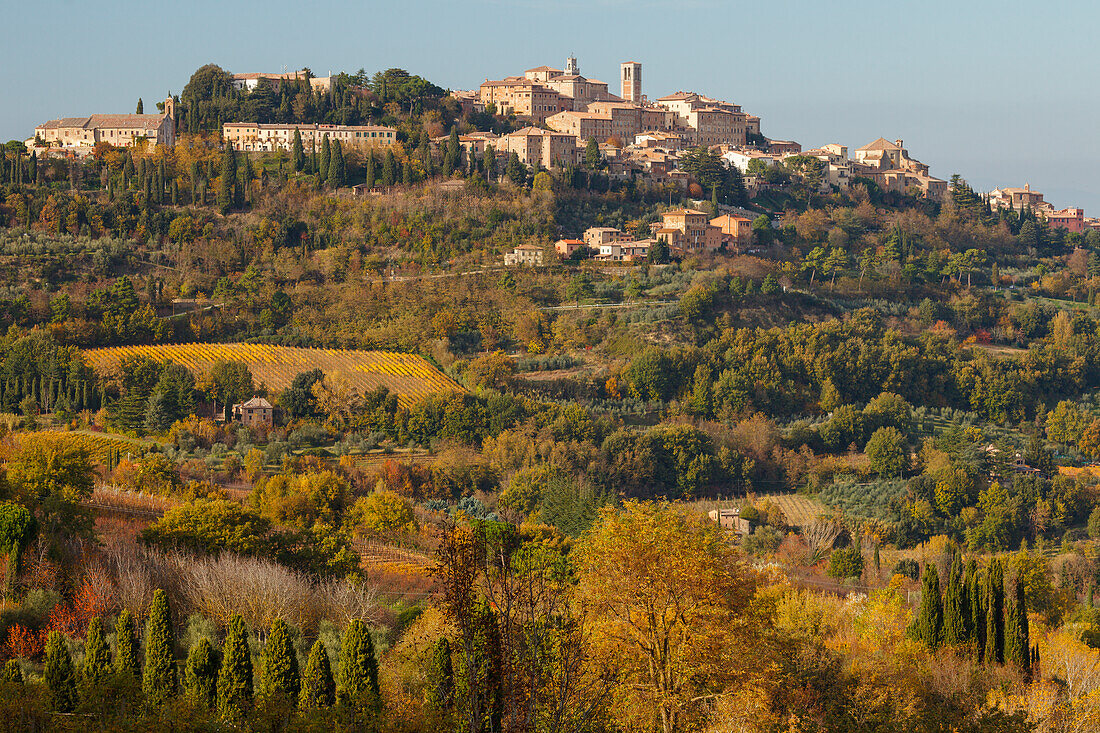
827 546 865 579
893 558 920 580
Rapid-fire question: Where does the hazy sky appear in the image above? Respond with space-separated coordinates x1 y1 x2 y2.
3 0 1096 210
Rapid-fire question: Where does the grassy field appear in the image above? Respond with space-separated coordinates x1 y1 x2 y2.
691 493 827 528
84 343 464 407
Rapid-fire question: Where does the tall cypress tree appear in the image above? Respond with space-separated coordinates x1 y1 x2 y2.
239 153 253 207
81 617 113 690
142 588 176 703
44 631 76 713
328 140 346 188
336 619 379 712
115 609 140 676
425 637 453 712
967 560 985 661
917 564 944 651
382 150 396 187
365 152 376 187
217 614 253 723
320 134 331 179
291 128 304 172
299 639 335 709
258 618 300 706
217 142 237 214
1005 575 1031 674
985 560 1005 665
184 638 218 710
943 555 967 646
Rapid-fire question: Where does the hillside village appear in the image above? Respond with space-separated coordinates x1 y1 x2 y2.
7 51 1100 733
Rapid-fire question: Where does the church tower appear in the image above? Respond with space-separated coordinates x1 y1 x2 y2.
564 55 579 75
621 61 641 103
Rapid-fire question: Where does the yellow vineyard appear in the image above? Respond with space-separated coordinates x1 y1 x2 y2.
16 430 150 463
83 343 463 408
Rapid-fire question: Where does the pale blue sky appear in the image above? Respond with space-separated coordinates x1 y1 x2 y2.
3 0 1097 211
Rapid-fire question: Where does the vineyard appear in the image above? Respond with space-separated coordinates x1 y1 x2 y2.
15 429 152 465
83 343 464 408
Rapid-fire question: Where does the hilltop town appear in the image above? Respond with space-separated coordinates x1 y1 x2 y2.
4 56 1100 733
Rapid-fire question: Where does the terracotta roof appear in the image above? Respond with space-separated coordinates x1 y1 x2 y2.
39 114 168 131
856 137 901 152
663 208 708 216
514 244 543 251
525 66 561 73
238 397 272 409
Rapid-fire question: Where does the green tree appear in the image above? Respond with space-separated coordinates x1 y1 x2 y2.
328 139 346 188
866 426 908 478
184 637 218 709
81 617 113 690
115 609 140 676
299 639 335 709
217 142 237 214
217 614 253 723
44 631 76 712
916 563 943 650
142 588 176 703
320 134 331 179
258 618 300 706
826 545 864 579
291 129 304 172
1005 576 1031 674
584 137 600 170
985 560 1005 664
1 659 22 684
336 619 379 713
382 149 397 187
425 637 453 712
943 555 967 646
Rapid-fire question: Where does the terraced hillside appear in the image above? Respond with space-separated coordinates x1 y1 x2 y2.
84 343 463 407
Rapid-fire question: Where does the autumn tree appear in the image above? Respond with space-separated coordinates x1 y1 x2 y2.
575 501 766 733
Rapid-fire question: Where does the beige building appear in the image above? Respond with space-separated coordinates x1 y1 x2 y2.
222 122 396 152
656 91 753 147
30 97 176 151
583 227 630 248
497 127 578 169
596 240 652 262
231 71 332 94
478 78 566 121
504 244 545 266
658 209 723 253
233 397 273 427
431 131 498 160
988 183 1047 212
851 137 946 200
708 508 750 537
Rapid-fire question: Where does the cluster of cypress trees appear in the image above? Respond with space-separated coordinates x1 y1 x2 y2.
914 555 1037 678
34 588 380 723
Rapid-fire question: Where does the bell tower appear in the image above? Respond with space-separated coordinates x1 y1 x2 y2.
621 61 641 103
564 55 579 75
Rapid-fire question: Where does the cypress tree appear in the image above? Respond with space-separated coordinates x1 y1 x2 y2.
239 153 252 207
320 134 331 179
291 129 304 172
44 631 76 713
258 618 300 706
1088 583 1094 609
217 142 237 214
382 150 396 187
985 560 1005 665
183 637 218 710
299 639 335 709
873 542 881 576
1 659 22 683
365 152 376 187
217 614 253 723
402 159 412 186
943 555 966 646
916 564 944 651
81 617 113 689
28 153 36 186
328 140 346 188
967 560 985 662
136 98 144 114
1006 575 1031 674
336 619 379 711
115 609 140 676
424 637 453 711
142 588 176 703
